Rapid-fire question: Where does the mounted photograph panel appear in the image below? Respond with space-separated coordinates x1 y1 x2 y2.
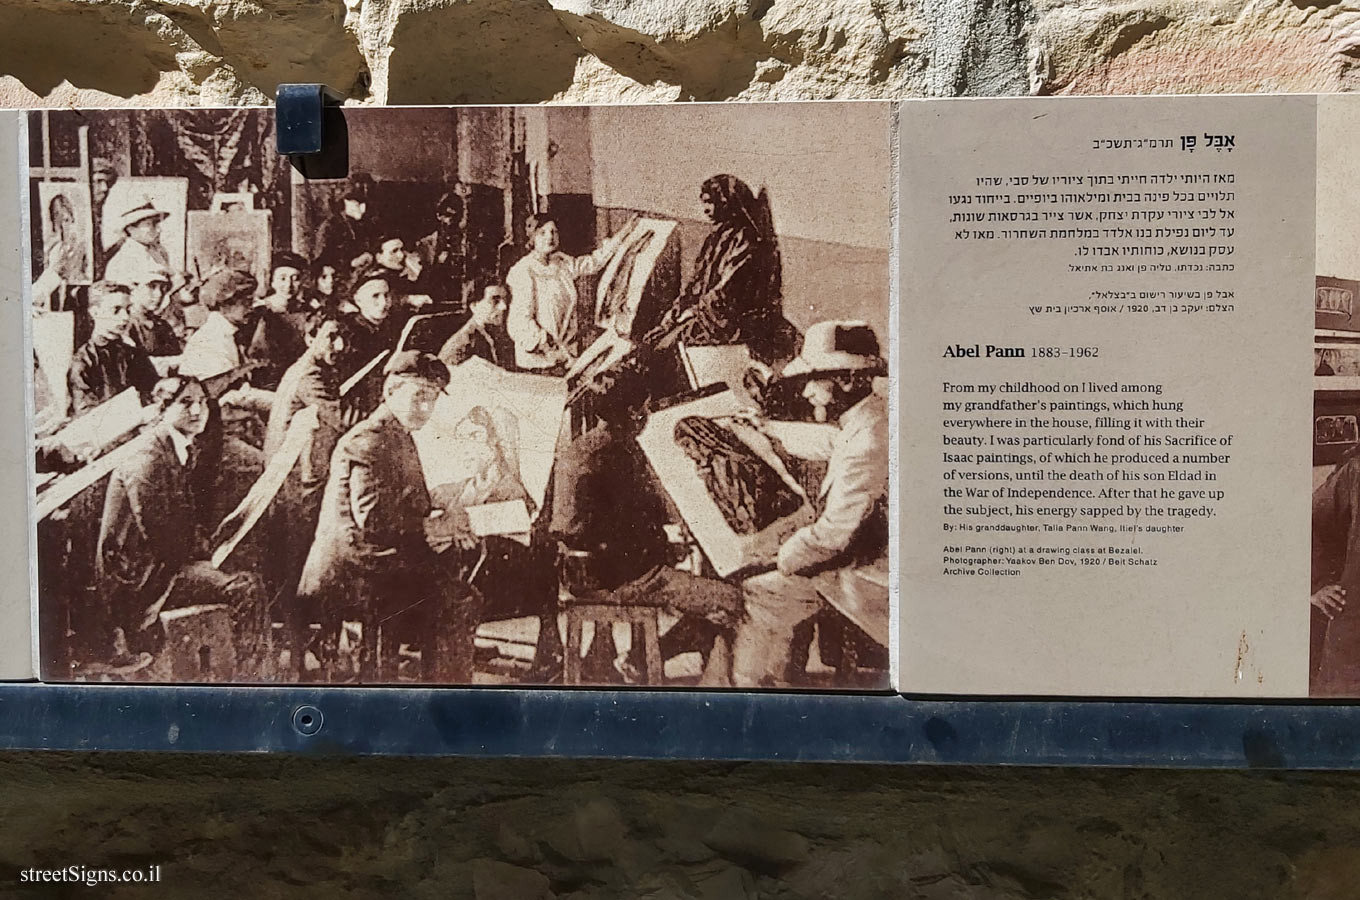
20 103 894 692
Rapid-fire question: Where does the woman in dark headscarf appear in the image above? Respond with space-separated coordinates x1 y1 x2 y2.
646 174 797 365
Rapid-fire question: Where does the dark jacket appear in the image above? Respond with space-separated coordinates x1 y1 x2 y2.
1314 454 1360 596
128 310 182 357
437 318 513 370
265 352 343 464
96 428 200 605
296 406 434 617
338 313 399 420
414 229 469 310
315 214 372 275
1312 454 1360 691
245 306 308 392
551 421 670 590
68 333 160 416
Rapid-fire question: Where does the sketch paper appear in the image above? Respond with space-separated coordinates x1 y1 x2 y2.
637 388 814 577
414 357 567 525
50 388 143 459
595 217 677 337
31 310 74 421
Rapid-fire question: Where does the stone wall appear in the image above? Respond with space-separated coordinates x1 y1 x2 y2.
1 753 1359 899
3 1 1360 108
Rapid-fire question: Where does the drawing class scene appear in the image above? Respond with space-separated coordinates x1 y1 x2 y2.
27 104 891 689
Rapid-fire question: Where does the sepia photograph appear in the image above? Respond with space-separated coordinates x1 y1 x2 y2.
27 103 891 689
1312 96 1360 696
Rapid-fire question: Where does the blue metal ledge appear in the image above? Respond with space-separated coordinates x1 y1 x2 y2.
2 684 1359 768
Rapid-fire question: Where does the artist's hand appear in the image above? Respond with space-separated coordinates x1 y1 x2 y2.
425 508 479 553
1313 585 1347 619
428 531 478 554
737 527 784 570
542 336 572 366
730 408 768 433
218 386 249 409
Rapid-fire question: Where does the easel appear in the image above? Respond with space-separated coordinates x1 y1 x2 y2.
29 115 92 319
30 112 91 180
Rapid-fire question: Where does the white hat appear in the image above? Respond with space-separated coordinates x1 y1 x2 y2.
126 265 173 286
118 201 170 233
781 320 886 378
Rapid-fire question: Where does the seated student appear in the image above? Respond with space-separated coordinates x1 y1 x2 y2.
258 252 308 323
298 351 482 682
303 260 340 324
262 318 348 677
373 234 409 277
437 281 513 370
68 281 160 416
245 252 310 390
179 268 258 380
124 269 183 357
413 189 472 311
338 268 402 419
552 373 743 685
265 319 346 460
95 375 265 672
315 173 376 277
373 232 435 320
103 202 175 295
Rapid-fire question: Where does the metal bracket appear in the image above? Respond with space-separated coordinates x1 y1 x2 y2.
275 84 340 157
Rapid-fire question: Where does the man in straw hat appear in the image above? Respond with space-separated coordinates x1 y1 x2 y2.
297 350 482 682
103 200 175 290
729 320 890 687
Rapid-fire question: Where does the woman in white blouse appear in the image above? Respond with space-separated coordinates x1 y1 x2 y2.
505 214 635 372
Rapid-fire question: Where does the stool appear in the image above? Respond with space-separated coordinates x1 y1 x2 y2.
563 593 663 686
160 604 236 682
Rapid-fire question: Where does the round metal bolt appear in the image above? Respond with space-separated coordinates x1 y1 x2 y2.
292 705 324 736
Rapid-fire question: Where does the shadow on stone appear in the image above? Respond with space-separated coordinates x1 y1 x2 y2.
0 2 173 99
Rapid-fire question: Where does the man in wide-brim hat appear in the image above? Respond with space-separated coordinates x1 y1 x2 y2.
103 200 175 290
729 320 890 688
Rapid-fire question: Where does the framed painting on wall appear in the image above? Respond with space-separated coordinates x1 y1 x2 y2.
186 209 272 287
36 182 93 285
